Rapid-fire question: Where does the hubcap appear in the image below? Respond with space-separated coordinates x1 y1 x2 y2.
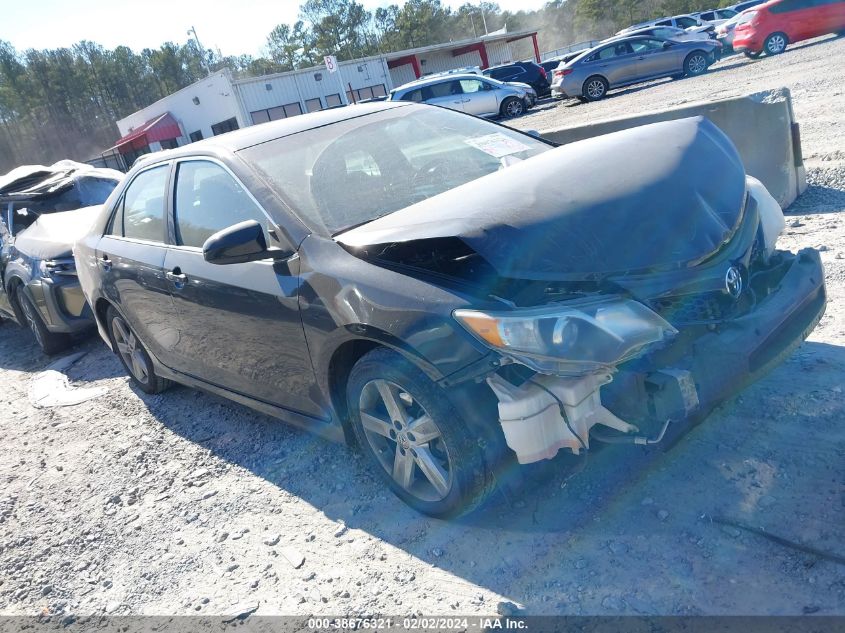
359 379 452 502
689 55 707 74
112 316 149 384
506 100 523 116
768 35 785 53
587 80 604 99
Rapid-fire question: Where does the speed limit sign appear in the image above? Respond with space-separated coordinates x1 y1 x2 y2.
324 55 338 73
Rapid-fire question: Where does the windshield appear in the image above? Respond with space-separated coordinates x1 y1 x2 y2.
238 106 551 235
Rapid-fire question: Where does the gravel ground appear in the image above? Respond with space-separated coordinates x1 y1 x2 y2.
1 35 844 619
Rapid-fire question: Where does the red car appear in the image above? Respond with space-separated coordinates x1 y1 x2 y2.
733 0 845 57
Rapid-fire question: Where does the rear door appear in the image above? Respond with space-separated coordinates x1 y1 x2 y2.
594 42 638 86
96 162 182 366
421 80 466 112
161 158 323 418
458 78 499 116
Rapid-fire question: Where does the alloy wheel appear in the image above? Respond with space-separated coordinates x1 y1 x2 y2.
688 54 707 75
358 379 453 502
505 99 525 117
111 315 149 384
586 79 605 99
766 34 786 54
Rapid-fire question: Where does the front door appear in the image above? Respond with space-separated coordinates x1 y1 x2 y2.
632 38 681 78
97 163 182 366
162 159 323 419
458 78 500 116
422 80 466 112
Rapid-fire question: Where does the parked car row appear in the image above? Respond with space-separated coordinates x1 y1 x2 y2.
547 0 844 102
0 162 121 354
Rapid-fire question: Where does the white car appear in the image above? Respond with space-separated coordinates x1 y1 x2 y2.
618 14 714 37
692 8 739 27
388 74 535 118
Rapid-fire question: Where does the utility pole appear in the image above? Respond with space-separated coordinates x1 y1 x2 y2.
187 26 211 76
480 4 489 35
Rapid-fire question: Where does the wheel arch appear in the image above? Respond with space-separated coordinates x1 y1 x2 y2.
94 296 116 350
5 274 29 324
324 328 449 445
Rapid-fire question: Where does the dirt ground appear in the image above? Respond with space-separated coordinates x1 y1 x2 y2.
1 36 843 619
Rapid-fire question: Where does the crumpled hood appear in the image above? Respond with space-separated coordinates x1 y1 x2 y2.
337 116 747 280
13 205 103 261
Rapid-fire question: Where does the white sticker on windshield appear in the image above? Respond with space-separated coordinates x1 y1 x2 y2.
464 133 531 158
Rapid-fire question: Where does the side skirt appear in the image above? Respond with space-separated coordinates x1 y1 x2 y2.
153 360 346 444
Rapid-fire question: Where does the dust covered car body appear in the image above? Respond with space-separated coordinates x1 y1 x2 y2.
74 102 825 518
0 161 122 353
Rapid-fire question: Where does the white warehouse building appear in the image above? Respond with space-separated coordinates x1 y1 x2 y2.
107 30 540 168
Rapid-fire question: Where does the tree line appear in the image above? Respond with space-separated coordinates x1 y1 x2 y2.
0 0 731 173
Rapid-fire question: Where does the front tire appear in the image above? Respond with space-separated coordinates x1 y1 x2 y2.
744 50 762 59
764 32 788 55
106 306 171 394
347 348 493 518
684 51 709 77
18 292 71 355
500 96 525 118
582 75 608 101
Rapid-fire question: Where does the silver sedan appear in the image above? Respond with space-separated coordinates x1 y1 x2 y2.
551 36 722 102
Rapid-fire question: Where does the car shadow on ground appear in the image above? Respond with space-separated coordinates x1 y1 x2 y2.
0 323 102 373
120 337 845 612
786 183 845 215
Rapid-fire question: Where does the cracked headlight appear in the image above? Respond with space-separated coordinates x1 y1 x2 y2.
454 296 677 374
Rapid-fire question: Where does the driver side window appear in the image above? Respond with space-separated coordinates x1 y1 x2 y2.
173 161 270 249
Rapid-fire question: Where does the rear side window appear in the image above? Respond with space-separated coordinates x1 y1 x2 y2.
428 80 461 98
676 16 699 27
173 160 269 248
115 165 169 242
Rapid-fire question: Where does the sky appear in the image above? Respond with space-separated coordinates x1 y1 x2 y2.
1 0 550 58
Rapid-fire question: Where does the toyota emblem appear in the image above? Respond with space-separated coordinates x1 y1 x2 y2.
725 266 743 299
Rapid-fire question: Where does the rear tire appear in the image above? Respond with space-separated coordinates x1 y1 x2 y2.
763 32 788 55
106 305 171 394
582 75 608 101
347 348 494 518
18 292 71 355
500 97 525 118
684 51 709 77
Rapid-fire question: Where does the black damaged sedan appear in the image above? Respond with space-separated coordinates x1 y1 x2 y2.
75 102 825 517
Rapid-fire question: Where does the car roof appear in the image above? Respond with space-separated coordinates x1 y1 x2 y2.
134 101 413 162
391 73 489 92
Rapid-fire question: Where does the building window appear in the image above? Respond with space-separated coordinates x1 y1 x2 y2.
211 117 239 136
160 138 179 150
305 98 323 113
253 102 304 123
346 84 386 103
189 130 203 143
325 93 342 107
251 110 271 125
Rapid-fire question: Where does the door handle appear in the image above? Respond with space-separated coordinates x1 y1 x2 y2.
100 255 112 272
165 269 187 288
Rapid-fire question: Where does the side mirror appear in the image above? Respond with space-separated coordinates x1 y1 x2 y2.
662 41 673 49
525 130 541 138
202 220 293 265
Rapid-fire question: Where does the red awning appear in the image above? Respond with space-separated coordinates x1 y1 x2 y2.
114 112 181 152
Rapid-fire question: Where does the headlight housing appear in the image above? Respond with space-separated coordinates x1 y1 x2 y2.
454 296 677 375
